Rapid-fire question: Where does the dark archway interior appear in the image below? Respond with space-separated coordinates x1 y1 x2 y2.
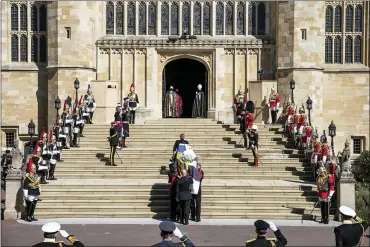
162 58 207 118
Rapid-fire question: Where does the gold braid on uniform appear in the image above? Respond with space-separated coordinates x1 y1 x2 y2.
67 235 78 243
24 173 40 189
316 172 329 190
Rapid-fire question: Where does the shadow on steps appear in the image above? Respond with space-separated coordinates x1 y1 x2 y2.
149 183 170 220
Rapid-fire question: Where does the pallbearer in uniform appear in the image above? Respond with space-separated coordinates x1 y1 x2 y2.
232 88 246 124
127 83 139 124
121 97 130 148
176 169 193 225
316 165 335 224
248 125 260 167
23 162 41 222
192 84 206 118
246 220 287 247
109 122 118 166
267 86 280 125
83 84 96 124
164 86 177 118
152 221 195 247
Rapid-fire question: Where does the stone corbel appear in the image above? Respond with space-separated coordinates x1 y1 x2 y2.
236 49 247 56
136 49 147 55
224 49 235 55
160 55 172 64
111 48 122 55
248 49 258 56
123 49 134 55
99 49 109 55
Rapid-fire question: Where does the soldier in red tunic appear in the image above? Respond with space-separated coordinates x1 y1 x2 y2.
267 87 280 125
316 165 335 224
311 136 322 178
326 156 338 179
301 125 312 149
284 97 295 132
320 133 330 164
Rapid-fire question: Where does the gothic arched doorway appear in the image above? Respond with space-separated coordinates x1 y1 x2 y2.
162 58 208 118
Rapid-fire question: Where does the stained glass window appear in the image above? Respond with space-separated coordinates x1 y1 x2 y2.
20 35 27 62
203 2 211 35
345 36 353 63
116 2 124 35
237 2 244 35
106 2 114 34
325 6 333 32
345 5 353 32
182 2 190 33
39 35 47 62
39 4 47 32
171 3 179 35
248 2 253 35
257 2 265 35
161 2 169 35
334 6 342 32
11 4 18 31
334 36 341 63
31 5 37 32
127 2 136 35
148 2 156 35
325 37 333 63
20 4 27 31
11 35 18 62
139 2 146 35
225 2 233 35
354 36 361 63
355 6 362 32
193 2 201 35
216 2 224 35
31 35 38 62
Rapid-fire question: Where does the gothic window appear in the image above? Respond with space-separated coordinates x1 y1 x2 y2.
193 2 201 35
139 2 146 35
345 36 353 63
106 2 114 34
355 6 362 32
127 2 136 35
216 2 224 35
31 35 38 62
203 2 211 35
237 2 245 35
116 2 124 35
11 4 18 31
148 2 156 35
257 2 266 35
11 35 18 62
20 4 27 31
334 6 342 32
182 2 190 33
345 5 353 32
325 37 333 63
225 2 233 35
39 4 47 32
325 6 333 32
20 35 27 62
161 3 169 35
248 2 253 35
31 5 37 32
334 36 341 63
171 3 179 35
39 35 47 63
354 36 361 63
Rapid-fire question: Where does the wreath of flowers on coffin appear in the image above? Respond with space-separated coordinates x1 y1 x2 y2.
181 149 197 163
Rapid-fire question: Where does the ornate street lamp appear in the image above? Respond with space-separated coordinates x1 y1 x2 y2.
306 97 313 126
74 78 80 103
54 96 61 142
328 120 336 156
28 119 36 154
290 79 296 103
257 68 264 81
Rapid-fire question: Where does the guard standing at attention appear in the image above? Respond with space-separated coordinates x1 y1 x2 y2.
108 122 118 166
32 222 85 247
151 221 195 247
246 220 288 247
334 206 369 247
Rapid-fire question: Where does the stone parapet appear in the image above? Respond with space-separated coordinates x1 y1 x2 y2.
4 169 23 220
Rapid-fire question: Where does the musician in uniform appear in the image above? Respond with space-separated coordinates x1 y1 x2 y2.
61 101 72 149
127 83 139 124
267 86 280 125
23 161 41 222
108 122 118 166
83 84 96 124
232 88 246 124
284 96 295 132
48 135 58 180
152 221 195 247
121 97 130 148
311 135 321 178
320 131 330 163
334 206 369 247
77 96 85 137
248 125 259 167
38 129 50 184
176 169 193 225
32 222 85 247
246 220 287 247
316 165 335 224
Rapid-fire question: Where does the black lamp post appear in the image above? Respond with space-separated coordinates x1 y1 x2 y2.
306 97 313 126
257 68 264 81
28 119 36 154
74 78 80 103
55 96 61 122
290 79 296 103
328 120 336 157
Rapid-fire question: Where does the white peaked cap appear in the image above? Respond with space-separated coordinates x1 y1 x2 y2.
252 124 258 130
41 222 61 233
339 206 356 217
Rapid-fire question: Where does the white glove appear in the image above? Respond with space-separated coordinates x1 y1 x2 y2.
277 103 280 109
173 227 183 239
59 230 70 238
327 196 332 202
23 189 28 199
268 221 278 232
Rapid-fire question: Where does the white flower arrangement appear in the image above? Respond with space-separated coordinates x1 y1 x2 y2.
182 149 197 163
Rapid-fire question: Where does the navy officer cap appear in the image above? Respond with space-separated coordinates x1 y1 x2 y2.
159 221 176 233
254 220 269 230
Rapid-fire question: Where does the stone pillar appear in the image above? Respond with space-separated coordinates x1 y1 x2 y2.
91 80 119 124
4 170 23 219
337 176 356 221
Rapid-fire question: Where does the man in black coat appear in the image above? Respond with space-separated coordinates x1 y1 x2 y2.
190 163 204 222
108 122 118 166
176 169 193 225
173 134 189 154
246 220 287 247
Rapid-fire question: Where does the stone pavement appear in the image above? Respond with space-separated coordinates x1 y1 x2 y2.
2 219 369 246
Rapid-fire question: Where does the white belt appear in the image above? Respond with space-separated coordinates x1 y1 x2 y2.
66 119 73 124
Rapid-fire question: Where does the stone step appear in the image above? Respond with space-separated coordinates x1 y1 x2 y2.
77 142 285 148
80 134 287 140
58 160 310 165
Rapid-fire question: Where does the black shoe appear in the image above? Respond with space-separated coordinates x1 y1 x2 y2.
324 219 329 224
195 219 201 222
80 135 85 137
25 217 32 222
50 177 57 180
31 216 38 221
112 164 118 166
41 181 48 184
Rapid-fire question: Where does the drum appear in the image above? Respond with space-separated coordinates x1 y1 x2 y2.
73 127 80 134
66 119 73 124
63 127 69 134
129 101 137 108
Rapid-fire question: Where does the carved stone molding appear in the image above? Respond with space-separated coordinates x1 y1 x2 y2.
160 55 171 63
136 49 147 55
159 53 212 68
236 49 247 56
111 48 122 55
248 49 258 56
123 49 134 55
224 49 234 55
99 49 109 55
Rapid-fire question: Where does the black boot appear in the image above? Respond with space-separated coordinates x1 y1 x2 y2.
323 202 329 224
24 200 30 221
132 111 135 124
89 112 94 124
26 201 33 222
79 125 85 137
320 202 325 223
30 201 38 221
41 171 48 184
49 164 57 180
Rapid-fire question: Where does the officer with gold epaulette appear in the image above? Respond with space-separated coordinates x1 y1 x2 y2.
246 220 287 247
151 221 195 247
32 222 84 247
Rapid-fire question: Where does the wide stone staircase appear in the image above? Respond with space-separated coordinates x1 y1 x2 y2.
36 118 326 219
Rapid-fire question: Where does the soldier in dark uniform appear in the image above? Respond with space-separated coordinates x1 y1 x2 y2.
334 205 369 247
246 220 287 247
121 97 130 148
108 122 118 166
151 221 195 247
168 165 179 222
32 222 85 247
176 169 193 225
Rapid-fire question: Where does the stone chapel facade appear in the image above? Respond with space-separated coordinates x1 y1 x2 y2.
1 1 369 153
